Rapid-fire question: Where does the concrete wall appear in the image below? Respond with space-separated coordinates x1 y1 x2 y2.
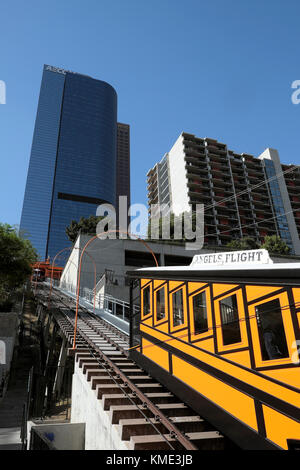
60 234 300 304
59 236 80 290
70 359 129 450
29 422 85 450
168 133 190 215
60 236 203 302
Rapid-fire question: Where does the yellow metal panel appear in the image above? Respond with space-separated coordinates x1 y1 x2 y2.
292 288 300 329
142 338 169 371
169 280 184 292
140 324 300 407
141 278 152 287
157 322 169 334
188 282 207 295
172 356 258 431
292 287 300 307
172 328 189 341
261 368 300 390
221 350 251 368
246 285 282 303
263 405 300 449
193 337 215 353
213 283 238 298
153 279 167 290
142 317 153 327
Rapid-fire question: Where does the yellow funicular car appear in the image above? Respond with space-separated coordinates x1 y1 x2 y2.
128 249 300 450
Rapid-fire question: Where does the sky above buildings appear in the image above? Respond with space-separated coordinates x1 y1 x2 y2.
1 0 300 228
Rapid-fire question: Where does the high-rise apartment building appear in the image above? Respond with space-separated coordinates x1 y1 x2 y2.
116 122 130 213
20 65 130 261
147 132 300 254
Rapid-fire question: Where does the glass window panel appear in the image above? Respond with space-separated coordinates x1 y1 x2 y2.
255 299 289 361
192 291 208 334
143 286 151 316
172 289 184 326
156 287 166 321
219 294 241 345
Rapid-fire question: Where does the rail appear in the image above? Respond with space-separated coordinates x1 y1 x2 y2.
45 289 197 451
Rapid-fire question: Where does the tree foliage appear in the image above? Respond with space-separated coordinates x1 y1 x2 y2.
227 235 290 255
226 237 260 251
65 215 106 243
260 235 290 255
0 223 37 309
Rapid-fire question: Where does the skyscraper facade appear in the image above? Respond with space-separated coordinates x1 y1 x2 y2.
147 132 300 254
116 122 130 214
20 65 130 261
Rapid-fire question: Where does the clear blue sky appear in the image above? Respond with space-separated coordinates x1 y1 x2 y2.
1 0 300 227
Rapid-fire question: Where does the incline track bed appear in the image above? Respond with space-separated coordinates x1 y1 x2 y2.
36 284 232 450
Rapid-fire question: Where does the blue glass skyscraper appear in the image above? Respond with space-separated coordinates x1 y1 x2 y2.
20 65 121 262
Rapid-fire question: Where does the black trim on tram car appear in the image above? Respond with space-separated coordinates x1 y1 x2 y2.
130 349 279 450
140 331 300 420
127 267 300 286
128 268 300 450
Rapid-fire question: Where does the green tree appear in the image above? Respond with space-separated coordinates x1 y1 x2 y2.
66 215 107 243
226 237 260 251
261 235 290 255
0 223 37 310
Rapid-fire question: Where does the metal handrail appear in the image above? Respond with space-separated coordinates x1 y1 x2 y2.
57 281 140 322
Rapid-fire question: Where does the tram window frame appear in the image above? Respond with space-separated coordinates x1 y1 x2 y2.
214 288 248 352
248 291 296 367
141 281 152 319
154 283 168 324
219 294 242 346
170 285 187 331
189 287 212 340
255 298 289 361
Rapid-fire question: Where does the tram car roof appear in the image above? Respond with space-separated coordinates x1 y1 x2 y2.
127 250 300 285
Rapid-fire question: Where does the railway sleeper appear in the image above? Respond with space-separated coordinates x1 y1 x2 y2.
130 431 224 451
110 403 196 425
102 392 181 411
95 382 163 397
89 375 153 387
118 415 211 440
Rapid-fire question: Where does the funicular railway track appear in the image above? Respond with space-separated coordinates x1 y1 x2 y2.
36 284 233 450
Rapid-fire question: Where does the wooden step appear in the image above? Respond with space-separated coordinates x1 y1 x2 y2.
110 403 195 424
130 431 224 450
119 415 213 440
102 392 178 411
94 382 162 396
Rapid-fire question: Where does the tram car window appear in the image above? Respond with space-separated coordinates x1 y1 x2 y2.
192 290 208 335
172 288 184 326
127 250 300 450
255 299 289 361
155 285 166 322
219 294 241 345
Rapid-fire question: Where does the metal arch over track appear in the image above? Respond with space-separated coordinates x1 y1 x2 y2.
36 284 230 451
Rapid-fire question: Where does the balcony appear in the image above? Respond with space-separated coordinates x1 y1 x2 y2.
185 154 207 165
185 164 208 175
